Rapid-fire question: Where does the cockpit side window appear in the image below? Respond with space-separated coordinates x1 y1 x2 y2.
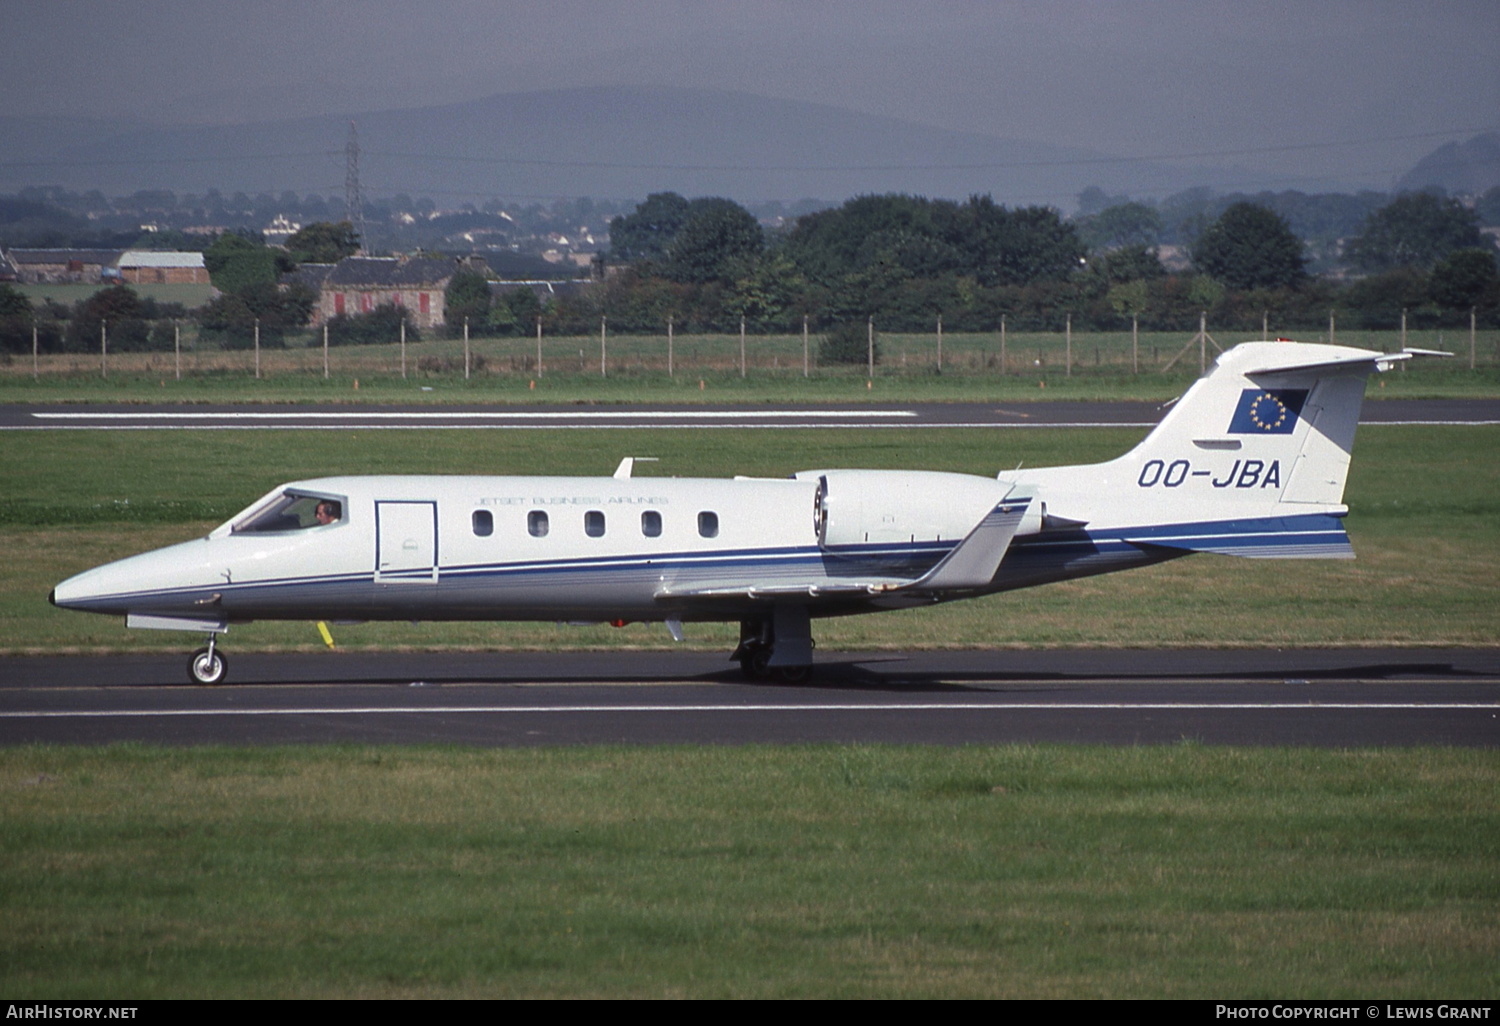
234 492 344 533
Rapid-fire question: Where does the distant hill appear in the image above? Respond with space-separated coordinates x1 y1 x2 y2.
1395 132 1500 196
0 86 1366 208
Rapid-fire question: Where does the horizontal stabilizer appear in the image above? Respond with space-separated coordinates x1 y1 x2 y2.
1246 347 1450 377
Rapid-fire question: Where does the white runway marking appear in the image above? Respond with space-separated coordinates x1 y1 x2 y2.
9 422 1156 431
6 702 1497 719
17 412 1494 431
33 410 917 421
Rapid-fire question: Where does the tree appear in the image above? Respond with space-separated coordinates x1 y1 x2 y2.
503 286 543 329
1477 186 1500 227
1191 202 1307 290
325 305 419 347
819 322 877 366
203 231 290 293
286 221 360 264
198 281 315 348
1094 244 1166 283
663 198 763 284
1429 248 1499 310
962 201 1087 287
1076 202 1162 252
609 192 692 263
67 285 151 352
1344 193 1488 273
0 283 37 354
0 283 31 319
444 270 492 336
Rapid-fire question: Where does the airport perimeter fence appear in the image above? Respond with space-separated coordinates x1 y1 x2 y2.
3 316 1498 384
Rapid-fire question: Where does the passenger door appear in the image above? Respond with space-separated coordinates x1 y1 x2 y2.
375 501 438 584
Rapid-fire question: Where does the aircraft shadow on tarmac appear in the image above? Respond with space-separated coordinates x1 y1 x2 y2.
129 657 1482 693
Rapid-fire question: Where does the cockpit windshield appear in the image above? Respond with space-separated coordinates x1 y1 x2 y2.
233 491 343 533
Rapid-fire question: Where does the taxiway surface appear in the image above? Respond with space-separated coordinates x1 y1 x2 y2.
4 398 1497 431
4 648 1496 747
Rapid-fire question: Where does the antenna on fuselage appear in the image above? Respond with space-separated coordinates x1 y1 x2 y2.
613 457 659 479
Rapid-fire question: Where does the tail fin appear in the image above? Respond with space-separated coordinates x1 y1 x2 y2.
1125 341 1420 508
1035 342 1444 560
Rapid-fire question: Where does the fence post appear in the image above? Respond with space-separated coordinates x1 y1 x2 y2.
802 315 809 377
536 314 543 377
1000 314 1006 374
323 323 329 379
400 318 407 379
1065 313 1072 377
936 313 943 372
1132 314 1138 374
1471 306 1477 371
740 316 747 378
33 320 39 379
100 320 107 379
867 316 875 381
600 316 606 378
174 321 180 380
667 315 674 378
254 317 261 379
464 317 471 380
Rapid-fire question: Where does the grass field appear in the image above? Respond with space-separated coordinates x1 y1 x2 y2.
4 327 1498 403
3 423 1497 654
2 744 1496 998
14 281 216 309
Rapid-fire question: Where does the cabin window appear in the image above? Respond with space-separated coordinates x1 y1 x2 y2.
641 510 662 537
527 510 549 537
585 510 606 538
472 510 493 537
698 511 719 538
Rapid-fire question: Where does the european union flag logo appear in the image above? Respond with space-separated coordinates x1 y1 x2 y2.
1228 389 1308 434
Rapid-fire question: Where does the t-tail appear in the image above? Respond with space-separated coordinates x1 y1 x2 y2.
1015 341 1445 560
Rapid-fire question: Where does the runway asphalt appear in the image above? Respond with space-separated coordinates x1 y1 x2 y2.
4 648 1497 747
4 398 1497 430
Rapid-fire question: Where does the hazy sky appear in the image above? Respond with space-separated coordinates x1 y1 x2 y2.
5 0 1497 191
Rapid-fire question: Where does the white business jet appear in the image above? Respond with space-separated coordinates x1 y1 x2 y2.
51 341 1436 684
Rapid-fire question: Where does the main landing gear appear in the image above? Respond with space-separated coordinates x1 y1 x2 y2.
731 607 813 683
188 633 228 685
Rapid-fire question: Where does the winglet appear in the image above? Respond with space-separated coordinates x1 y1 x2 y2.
893 495 1032 592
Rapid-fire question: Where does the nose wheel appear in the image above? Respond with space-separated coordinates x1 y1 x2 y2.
188 635 228 685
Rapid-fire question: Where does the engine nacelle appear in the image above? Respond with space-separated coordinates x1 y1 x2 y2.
794 469 1036 547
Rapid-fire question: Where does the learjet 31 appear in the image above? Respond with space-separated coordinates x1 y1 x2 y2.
51 340 1438 684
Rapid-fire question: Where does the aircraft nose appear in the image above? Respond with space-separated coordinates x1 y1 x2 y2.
49 588 56 607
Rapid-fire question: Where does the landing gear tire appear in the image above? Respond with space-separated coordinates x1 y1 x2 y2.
739 645 772 680
189 646 227 685
773 665 810 684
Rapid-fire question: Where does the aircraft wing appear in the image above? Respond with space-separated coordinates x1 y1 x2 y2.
656 495 1033 602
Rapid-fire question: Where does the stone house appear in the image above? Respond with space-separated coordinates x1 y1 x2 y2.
294 255 470 331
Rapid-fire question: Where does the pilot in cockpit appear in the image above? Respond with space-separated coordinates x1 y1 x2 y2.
315 500 341 526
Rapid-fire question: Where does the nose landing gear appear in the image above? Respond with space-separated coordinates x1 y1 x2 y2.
188 634 228 685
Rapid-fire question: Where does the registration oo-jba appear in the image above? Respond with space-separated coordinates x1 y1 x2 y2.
51 341 1440 684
